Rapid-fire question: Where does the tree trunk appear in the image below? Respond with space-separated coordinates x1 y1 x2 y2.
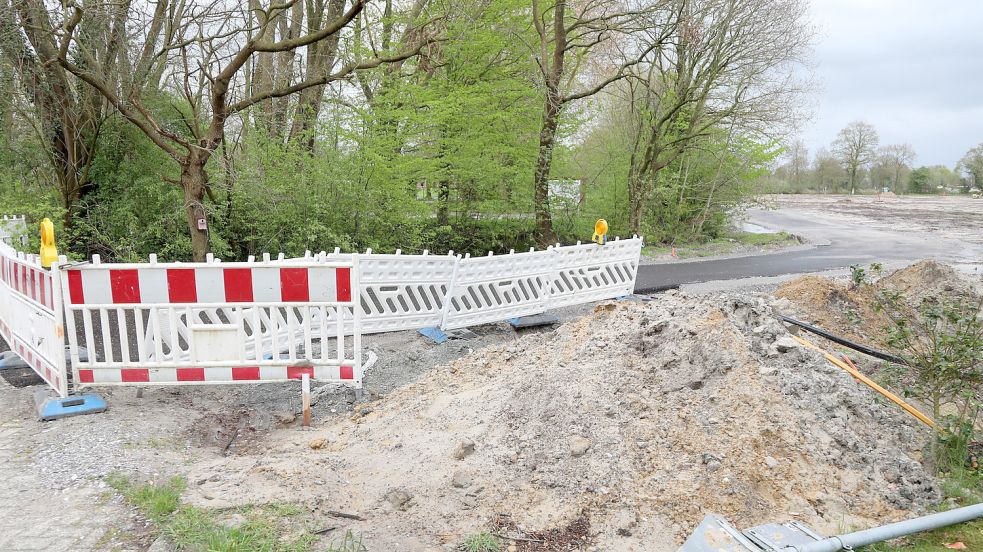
181 160 211 261
628 172 645 234
436 179 450 226
533 87 560 246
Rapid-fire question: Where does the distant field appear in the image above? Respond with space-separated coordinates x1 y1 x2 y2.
765 194 983 249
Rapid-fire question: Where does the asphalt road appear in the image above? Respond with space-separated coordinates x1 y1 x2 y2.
633 207 980 292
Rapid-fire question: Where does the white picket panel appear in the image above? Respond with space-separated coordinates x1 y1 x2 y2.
549 237 642 309
0 243 69 397
440 248 555 330
440 238 642 330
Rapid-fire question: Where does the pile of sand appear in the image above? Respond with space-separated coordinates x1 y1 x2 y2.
181 292 940 550
775 260 980 347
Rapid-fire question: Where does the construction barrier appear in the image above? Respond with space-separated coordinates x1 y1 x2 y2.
0 217 641 396
60 253 363 389
441 237 642 330
0 242 69 396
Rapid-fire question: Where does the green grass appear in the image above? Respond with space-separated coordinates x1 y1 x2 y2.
859 470 982 551
642 231 797 259
460 532 501 552
106 473 326 552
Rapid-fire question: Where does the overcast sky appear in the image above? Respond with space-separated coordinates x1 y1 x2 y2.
801 0 983 168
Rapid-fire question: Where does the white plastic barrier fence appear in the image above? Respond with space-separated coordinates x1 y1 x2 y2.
0 224 640 396
60 254 363 388
0 242 69 396
440 237 642 330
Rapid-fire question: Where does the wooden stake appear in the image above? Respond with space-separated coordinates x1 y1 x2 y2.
302 373 311 427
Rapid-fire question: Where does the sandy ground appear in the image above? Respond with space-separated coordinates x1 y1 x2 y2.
765 194 983 257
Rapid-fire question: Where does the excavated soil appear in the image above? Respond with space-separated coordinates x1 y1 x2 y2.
774 260 982 347
180 292 941 550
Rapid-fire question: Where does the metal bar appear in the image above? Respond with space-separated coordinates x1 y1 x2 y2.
791 503 983 552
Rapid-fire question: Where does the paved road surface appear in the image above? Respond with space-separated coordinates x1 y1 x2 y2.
634 207 981 292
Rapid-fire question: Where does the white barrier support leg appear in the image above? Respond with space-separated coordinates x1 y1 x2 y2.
301 373 311 427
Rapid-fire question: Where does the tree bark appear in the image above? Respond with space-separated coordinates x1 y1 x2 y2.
180 159 210 261
533 84 560 245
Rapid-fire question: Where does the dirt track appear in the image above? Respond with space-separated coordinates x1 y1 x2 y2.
635 194 982 292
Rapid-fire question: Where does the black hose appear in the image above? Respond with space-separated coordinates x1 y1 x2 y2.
633 283 681 294
780 315 908 365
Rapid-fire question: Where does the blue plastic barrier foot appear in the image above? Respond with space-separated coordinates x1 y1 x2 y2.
418 327 449 344
418 327 477 344
35 391 108 421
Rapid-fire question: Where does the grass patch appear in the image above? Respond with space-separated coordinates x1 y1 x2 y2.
460 532 501 552
106 472 328 552
642 231 797 259
859 471 981 551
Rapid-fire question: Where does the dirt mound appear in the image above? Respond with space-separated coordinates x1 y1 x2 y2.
774 261 979 346
877 260 978 305
774 275 889 344
181 293 940 550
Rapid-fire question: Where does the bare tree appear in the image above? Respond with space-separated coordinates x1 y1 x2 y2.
785 138 808 189
879 143 916 193
28 0 431 260
831 120 879 194
958 143 983 190
812 146 843 193
526 0 675 244
0 0 125 231
624 0 813 232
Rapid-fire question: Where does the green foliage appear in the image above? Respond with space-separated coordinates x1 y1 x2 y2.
106 473 185 523
874 290 982 470
107 472 321 552
460 532 501 552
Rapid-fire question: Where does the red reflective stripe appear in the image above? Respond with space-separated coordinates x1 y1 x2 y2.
340 366 354 380
336 267 351 302
110 269 141 303
120 368 149 382
78 370 94 383
39 276 46 308
287 365 314 380
232 366 260 380
29 269 36 302
176 367 205 381
280 268 309 302
224 269 253 302
20 265 26 295
167 269 197 303
67 271 85 304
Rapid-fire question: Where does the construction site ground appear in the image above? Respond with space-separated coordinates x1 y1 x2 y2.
1 195 982 552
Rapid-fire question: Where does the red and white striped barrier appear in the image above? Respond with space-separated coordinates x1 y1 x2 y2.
0 215 641 399
0 243 68 397
61 254 362 389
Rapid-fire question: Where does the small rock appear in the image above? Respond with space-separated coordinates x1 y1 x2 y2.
774 336 800 353
451 440 475 460
507 545 518 552
569 435 591 458
758 365 778 376
451 471 472 489
275 412 296 424
764 456 780 468
308 438 327 450
384 489 413 510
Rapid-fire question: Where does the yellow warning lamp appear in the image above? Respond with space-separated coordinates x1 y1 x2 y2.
592 219 608 245
40 218 58 268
